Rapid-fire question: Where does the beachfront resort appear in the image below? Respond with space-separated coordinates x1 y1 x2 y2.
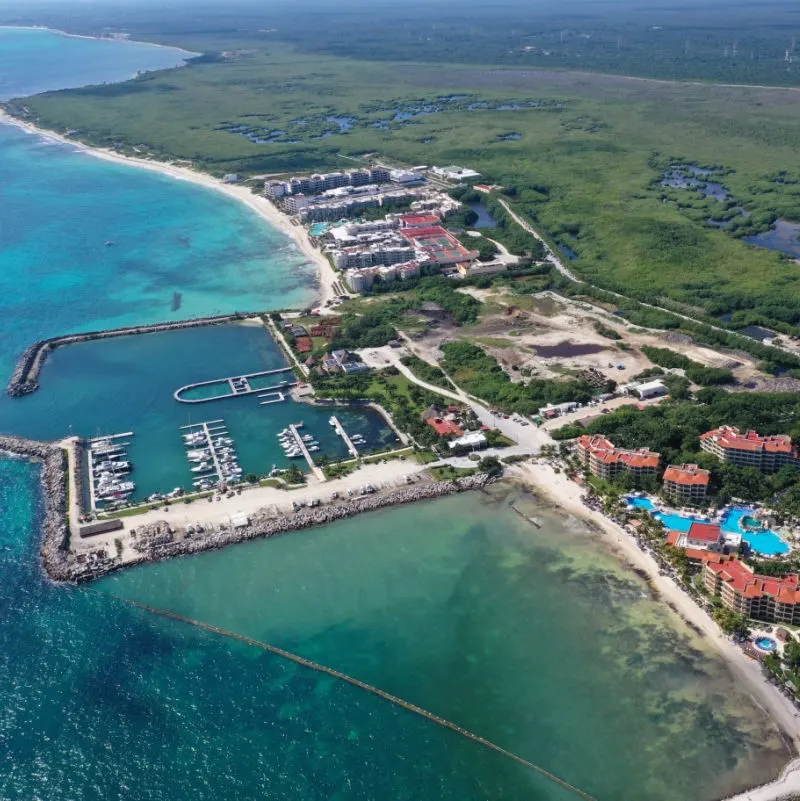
265 165 515 294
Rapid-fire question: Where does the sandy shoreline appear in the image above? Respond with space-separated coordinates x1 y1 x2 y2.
0 109 338 307
0 25 200 57
513 461 800 800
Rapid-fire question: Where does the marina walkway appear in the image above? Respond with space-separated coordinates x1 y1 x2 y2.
288 424 325 482
174 368 296 403
181 420 229 483
330 415 358 457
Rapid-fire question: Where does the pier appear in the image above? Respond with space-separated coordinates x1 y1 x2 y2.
330 415 359 458
173 368 297 404
259 391 285 405
87 431 135 511
288 423 325 481
181 419 240 486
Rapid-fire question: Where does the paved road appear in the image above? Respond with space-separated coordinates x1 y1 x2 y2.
359 346 550 452
495 198 800 362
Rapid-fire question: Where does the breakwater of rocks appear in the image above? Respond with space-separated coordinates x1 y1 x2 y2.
70 473 493 582
7 312 261 396
0 435 71 579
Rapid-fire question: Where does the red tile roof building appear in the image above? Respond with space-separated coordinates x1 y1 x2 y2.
401 225 479 267
295 336 313 353
577 434 660 485
704 560 800 624
662 463 710 505
400 213 442 229
700 426 799 473
665 523 724 553
426 418 464 437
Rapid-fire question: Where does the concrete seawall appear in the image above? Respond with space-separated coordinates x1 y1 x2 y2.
0 435 71 580
7 312 262 397
70 473 494 583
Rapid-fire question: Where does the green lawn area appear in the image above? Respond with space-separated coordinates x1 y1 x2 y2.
429 465 477 480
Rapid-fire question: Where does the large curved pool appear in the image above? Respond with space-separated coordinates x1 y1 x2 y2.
625 498 790 556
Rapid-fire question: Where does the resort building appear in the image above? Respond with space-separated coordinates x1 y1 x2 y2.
430 165 482 182
577 434 660 485
426 417 464 437
346 262 420 292
400 225 479 267
699 426 800 473
448 431 488 451
662 464 711 505
265 168 391 200
704 560 800 624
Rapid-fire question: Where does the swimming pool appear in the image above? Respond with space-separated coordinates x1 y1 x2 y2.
625 498 790 556
754 637 777 652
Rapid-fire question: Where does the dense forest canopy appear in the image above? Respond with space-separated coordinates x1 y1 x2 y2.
3 0 800 86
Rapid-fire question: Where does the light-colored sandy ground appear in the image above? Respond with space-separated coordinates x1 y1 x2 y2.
73 457 425 561
0 110 339 307
455 288 765 385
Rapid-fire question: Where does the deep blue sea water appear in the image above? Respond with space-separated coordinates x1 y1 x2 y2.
0 27 790 801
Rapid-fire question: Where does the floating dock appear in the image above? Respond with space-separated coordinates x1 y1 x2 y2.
174 368 297 404
182 420 240 486
259 391 285 405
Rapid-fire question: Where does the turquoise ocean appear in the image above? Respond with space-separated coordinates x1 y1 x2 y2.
0 27 790 800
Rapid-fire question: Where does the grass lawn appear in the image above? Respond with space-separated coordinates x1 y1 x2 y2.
429 465 477 480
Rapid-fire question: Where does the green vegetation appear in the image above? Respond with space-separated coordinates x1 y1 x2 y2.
400 355 452 389
331 281 482 350
712 607 750 638
429 465 476 481
593 322 622 341
640 346 735 386
555 387 800 505
477 456 503 477
16 45 800 338
441 341 593 415
311 368 451 448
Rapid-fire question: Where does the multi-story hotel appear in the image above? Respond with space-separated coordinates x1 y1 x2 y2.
577 434 660 485
700 426 799 473
662 463 710 505
704 559 800 624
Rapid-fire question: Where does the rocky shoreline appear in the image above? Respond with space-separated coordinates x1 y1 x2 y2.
0 435 71 579
70 473 494 582
7 312 261 396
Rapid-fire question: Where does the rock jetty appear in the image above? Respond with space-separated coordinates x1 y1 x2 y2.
0 435 71 580
7 312 260 396
70 473 493 582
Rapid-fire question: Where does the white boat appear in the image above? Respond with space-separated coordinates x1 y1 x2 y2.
329 417 336 426
191 463 213 473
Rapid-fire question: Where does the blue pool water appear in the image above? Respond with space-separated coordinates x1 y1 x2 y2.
625 498 789 556
755 637 777 652
627 497 655 511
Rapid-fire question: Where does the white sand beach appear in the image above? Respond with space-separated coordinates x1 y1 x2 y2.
514 461 800 800
0 109 339 307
